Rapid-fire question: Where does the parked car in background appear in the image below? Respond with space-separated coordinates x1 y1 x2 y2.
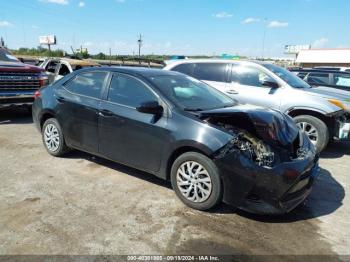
290 68 350 92
313 66 350 72
0 47 48 109
39 58 100 84
32 67 319 214
164 59 350 153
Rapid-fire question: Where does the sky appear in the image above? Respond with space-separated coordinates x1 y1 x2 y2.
0 0 349 57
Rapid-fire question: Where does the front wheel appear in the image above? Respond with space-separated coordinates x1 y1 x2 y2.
294 115 329 153
170 152 223 211
42 118 70 157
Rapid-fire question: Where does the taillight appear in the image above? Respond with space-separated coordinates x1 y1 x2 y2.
38 72 49 87
34 90 41 99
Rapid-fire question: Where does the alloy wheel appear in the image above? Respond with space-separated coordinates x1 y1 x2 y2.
296 122 319 145
176 161 212 203
44 123 60 152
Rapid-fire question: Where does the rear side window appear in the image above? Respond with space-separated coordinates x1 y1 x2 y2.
307 73 329 85
108 74 156 107
231 65 272 87
64 71 108 99
193 63 229 83
171 63 195 76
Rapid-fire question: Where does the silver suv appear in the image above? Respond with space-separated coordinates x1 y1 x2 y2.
164 59 350 152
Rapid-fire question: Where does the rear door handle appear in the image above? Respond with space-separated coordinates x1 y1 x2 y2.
227 89 239 95
99 109 113 117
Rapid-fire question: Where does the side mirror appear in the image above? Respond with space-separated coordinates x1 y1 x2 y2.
136 101 163 115
262 79 279 89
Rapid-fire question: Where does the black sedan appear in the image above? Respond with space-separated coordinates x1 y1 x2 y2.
32 67 319 214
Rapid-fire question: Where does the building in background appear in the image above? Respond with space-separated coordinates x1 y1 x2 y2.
296 48 350 68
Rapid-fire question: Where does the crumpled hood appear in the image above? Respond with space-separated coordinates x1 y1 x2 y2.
199 104 299 147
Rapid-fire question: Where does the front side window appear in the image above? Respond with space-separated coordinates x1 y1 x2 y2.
193 63 229 83
263 63 311 89
108 74 157 107
150 74 236 111
64 72 108 99
334 74 350 87
231 65 273 87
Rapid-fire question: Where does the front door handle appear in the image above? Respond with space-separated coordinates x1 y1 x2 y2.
227 89 239 95
99 109 113 117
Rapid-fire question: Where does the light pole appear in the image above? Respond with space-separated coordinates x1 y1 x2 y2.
137 34 143 64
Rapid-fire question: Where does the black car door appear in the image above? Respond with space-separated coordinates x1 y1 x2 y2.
98 73 169 173
55 71 109 153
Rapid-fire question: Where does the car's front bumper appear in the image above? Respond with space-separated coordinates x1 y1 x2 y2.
214 133 319 214
334 114 350 140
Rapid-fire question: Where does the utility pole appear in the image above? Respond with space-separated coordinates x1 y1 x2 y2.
109 48 112 66
137 34 143 64
0 37 4 47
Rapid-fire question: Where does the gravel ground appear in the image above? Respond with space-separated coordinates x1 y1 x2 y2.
0 107 349 258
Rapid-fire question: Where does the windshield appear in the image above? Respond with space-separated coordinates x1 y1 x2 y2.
263 63 311 89
150 74 236 111
0 48 20 62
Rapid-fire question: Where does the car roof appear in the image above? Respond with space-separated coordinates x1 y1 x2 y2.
47 58 100 66
80 66 183 78
164 58 272 67
290 68 350 75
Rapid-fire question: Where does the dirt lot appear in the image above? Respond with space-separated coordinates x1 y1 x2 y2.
0 107 349 257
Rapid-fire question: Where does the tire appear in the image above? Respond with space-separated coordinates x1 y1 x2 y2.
42 118 69 157
170 152 223 211
293 115 329 153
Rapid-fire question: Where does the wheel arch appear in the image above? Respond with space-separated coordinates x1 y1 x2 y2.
39 110 56 131
165 144 212 181
286 107 332 127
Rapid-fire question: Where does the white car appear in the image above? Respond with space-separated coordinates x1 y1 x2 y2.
164 59 350 153
40 58 100 84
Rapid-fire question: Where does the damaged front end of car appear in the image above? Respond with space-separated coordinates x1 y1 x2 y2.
200 105 319 214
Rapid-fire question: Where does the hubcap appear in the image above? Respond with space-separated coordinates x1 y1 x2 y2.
296 122 318 146
44 124 60 152
176 161 212 203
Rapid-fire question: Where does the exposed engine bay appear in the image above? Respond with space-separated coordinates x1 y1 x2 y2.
215 124 275 168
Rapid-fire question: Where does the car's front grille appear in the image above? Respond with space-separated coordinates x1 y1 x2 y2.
0 72 41 90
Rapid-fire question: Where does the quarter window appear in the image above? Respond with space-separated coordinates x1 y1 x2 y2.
108 74 156 107
193 63 229 83
64 72 108 99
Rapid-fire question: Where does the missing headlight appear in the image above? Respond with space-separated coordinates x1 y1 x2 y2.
217 131 275 168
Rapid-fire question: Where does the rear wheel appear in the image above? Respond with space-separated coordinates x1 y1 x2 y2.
294 115 329 153
171 152 223 211
42 118 69 157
